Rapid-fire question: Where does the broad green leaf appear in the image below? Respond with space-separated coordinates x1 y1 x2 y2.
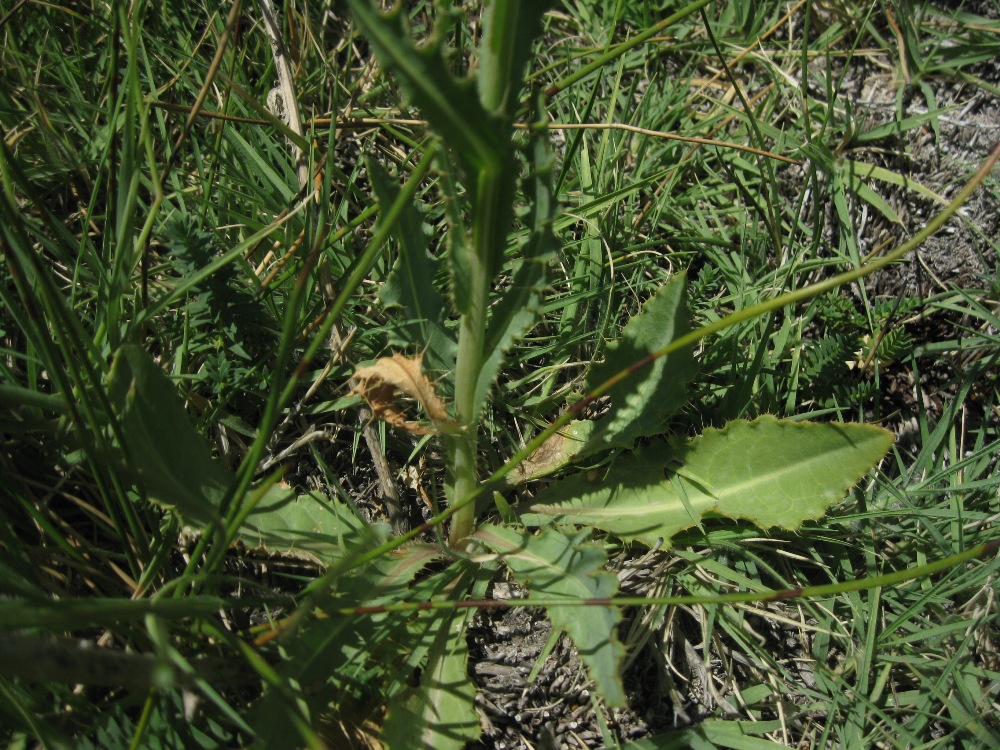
109 346 368 553
522 416 894 547
369 158 456 376
382 604 481 750
474 525 627 707
108 344 226 527
298 544 447 684
237 487 388 565
253 545 447 746
507 274 697 483
584 272 697 451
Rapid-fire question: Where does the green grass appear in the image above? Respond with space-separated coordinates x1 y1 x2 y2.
2 1 999 748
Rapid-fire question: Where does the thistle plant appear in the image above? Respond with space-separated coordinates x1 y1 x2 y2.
237 1 897 743
3 1 998 748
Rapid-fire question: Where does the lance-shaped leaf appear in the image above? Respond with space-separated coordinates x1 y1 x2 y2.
346 0 507 200
252 544 447 746
109 347 381 554
108 345 226 527
508 274 697 482
474 525 627 707
439 165 473 315
369 158 456 376
477 0 553 115
237 486 388 566
382 596 481 749
585 272 697 451
522 416 894 547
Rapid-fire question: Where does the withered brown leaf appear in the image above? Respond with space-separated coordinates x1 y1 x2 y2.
506 419 594 484
352 353 458 435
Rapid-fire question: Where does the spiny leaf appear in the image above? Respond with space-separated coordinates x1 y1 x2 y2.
510 274 696 482
369 158 456 376
382 564 487 749
474 525 627 707
237 486 388 566
347 0 524 303
476 0 554 115
473 104 559 419
352 353 459 435
522 416 894 547
108 347 375 554
346 0 506 195
585 272 697 451
440 165 473 315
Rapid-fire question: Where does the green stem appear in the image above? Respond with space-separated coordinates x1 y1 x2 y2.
447 1 529 546
448 167 502 546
